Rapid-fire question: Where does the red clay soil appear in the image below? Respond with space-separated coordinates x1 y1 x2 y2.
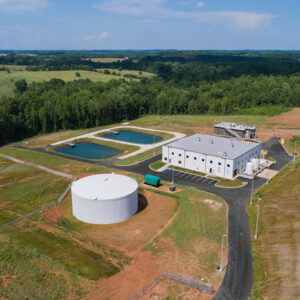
269 108 300 127
82 190 177 254
43 206 64 223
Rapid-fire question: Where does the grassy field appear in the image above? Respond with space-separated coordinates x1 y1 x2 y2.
0 159 69 225
0 68 124 96
150 160 166 170
215 178 244 188
143 187 227 288
0 233 89 299
283 135 300 155
9 227 128 280
114 146 162 166
248 157 300 299
0 146 108 176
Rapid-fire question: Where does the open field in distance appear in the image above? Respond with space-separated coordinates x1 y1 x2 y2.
248 157 300 299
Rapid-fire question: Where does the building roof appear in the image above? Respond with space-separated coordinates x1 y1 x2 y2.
72 173 138 201
214 122 256 131
165 133 260 160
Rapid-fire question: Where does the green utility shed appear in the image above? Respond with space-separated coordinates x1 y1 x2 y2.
144 174 160 187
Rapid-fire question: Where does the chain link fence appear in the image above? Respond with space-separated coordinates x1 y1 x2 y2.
124 270 213 300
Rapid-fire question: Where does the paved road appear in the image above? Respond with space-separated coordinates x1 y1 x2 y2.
262 138 294 171
13 139 293 300
0 153 74 179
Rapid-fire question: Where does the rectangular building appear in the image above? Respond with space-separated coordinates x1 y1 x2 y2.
214 122 256 139
162 133 261 179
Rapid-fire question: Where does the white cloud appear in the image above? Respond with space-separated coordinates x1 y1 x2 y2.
81 32 110 42
0 0 48 12
93 0 276 29
196 2 206 8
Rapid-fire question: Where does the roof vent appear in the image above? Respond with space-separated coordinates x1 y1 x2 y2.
103 178 108 181
209 139 214 144
197 137 201 142
223 152 227 157
229 143 234 148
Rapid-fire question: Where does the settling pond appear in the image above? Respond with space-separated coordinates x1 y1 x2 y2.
55 142 121 159
102 130 162 144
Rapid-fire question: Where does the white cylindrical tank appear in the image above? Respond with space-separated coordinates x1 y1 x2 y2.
71 173 138 224
245 162 253 175
251 158 259 171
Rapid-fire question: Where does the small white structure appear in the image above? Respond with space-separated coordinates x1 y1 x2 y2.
162 133 261 179
245 162 254 175
72 173 138 224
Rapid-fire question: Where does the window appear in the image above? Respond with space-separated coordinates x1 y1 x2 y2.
179 154 181 157
227 164 230 167
164 157 167 161
186 155 189 158
178 160 182 164
172 152 174 155
210 160 213 164
194 157 197 160
218 162 221 166
238 162 240 165
202 158 205 162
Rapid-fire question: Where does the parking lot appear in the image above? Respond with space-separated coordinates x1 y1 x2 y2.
164 169 219 186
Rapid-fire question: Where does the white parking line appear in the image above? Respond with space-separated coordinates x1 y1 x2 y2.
208 180 216 185
179 172 186 178
191 175 198 180
175 171 182 177
196 177 203 182
202 178 209 183
186 174 194 179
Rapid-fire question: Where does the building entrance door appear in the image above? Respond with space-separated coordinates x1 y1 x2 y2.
209 168 212 173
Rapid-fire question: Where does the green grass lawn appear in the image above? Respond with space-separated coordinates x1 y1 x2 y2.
0 233 88 299
114 146 162 166
0 159 69 225
144 187 227 277
0 69 123 96
150 160 166 170
9 228 129 280
215 178 244 188
248 157 300 299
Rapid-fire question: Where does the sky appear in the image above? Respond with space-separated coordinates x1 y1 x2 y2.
0 0 299 50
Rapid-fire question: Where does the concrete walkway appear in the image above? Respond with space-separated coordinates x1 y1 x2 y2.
0 153 74 179
50 125 185 160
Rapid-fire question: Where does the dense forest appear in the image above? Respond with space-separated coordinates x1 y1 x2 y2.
0 50 300 145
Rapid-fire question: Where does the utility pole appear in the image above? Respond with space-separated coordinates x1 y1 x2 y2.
220 234 227 272
250 178 254 205
255 204 260 240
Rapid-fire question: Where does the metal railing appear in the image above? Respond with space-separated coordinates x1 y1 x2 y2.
124 270 213 300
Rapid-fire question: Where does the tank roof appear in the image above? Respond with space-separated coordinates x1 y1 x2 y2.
72 173 138 201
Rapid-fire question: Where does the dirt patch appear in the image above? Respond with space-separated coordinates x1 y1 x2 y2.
78 190 177 254
43 206 64 223
1 274 16 289
269 108 300 127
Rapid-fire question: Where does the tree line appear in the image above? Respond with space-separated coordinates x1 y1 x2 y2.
1 73 299 145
